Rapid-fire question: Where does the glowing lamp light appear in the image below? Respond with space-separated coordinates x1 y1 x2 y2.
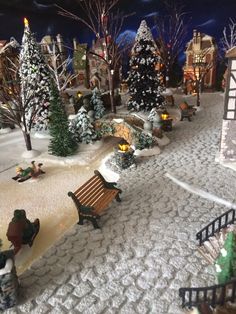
161 110 169 121
77 91 82 99
24 17 29 27
118 140 130 152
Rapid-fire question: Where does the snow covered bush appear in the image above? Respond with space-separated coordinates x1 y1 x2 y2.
135 132 154 150
90 87 106 119
69 106 97 144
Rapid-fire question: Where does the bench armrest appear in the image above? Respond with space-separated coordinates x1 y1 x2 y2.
94 170 122 193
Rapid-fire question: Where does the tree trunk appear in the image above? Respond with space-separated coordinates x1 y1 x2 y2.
108 69 116 113
23 132 32 151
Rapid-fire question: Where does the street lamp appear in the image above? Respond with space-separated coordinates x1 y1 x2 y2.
192 55 207 107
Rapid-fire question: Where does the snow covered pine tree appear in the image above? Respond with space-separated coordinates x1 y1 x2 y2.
19 18 51 131
127 20 164 112
90 87 106 119
70 106 97 144
48 84 78 157
215 232 236 284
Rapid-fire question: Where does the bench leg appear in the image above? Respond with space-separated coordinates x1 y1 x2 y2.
77 219 84 225
77 215 100 229
188 116 192 121
90 217 100 229
115 193 122 202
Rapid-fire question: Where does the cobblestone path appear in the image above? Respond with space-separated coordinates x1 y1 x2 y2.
7 93 236 314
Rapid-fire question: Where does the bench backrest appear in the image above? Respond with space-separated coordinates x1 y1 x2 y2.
179 102 189 110
74 174 106 207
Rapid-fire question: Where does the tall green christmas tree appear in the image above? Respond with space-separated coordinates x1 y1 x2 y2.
19 18 51 131
90 87 105 119
69 106 97 144
127 20 165 112
48 84 78 157
215 232 236 284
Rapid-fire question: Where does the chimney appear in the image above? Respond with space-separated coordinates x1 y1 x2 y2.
73 38 77 50
193 29 197 44
56 34 63 53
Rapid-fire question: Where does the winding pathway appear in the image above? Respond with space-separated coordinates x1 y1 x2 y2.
8 92 236 314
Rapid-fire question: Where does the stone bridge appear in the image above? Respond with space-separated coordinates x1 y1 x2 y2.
95 114 146 146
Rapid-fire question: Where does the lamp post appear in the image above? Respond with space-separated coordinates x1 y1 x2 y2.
192 55 207 107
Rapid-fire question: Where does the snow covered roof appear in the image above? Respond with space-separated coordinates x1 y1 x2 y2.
226 46 236 58
0 40 8 47
186 30 217 52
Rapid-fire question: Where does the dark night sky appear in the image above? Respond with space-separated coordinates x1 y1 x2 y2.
0 0 235 49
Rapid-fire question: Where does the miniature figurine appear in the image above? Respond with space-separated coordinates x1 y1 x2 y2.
6 209 40 254
12 160 45 182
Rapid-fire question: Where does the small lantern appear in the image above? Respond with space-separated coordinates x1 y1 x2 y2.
161 110 169 121
77 91 82 99
114 139 135 169
118 139 130 152
161 109 173 132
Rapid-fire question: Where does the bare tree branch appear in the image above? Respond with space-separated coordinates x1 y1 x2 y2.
43 41 78 92
221 18 236 53
0 60 47 150
56 0 134 113
153 0 190 86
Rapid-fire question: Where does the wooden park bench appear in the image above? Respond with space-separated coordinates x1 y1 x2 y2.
68 170 122 229
179 102 197 121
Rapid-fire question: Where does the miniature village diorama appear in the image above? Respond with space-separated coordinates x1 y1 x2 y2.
0 0 236 312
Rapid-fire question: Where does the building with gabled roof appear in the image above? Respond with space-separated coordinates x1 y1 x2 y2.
183 30 217 92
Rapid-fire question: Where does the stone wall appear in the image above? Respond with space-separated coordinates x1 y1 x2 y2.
94 117 144 146
219 119 236 161
113 123 133 144
0 251 18 311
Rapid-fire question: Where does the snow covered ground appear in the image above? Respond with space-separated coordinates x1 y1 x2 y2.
3 91 236 313
0 104 167 274
0 129 121 274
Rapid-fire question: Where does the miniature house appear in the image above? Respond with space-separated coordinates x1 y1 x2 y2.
89 38 109 90
73 39 89 87
219 47 236 161
183 30 217 92
40 34 67 68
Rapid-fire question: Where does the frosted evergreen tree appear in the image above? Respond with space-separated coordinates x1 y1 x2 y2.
127 20 165 112
90 87 105 119
70 106 97 144
215 232 236 284
48 84 78 157
19 18 51 131
148 108 161 128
